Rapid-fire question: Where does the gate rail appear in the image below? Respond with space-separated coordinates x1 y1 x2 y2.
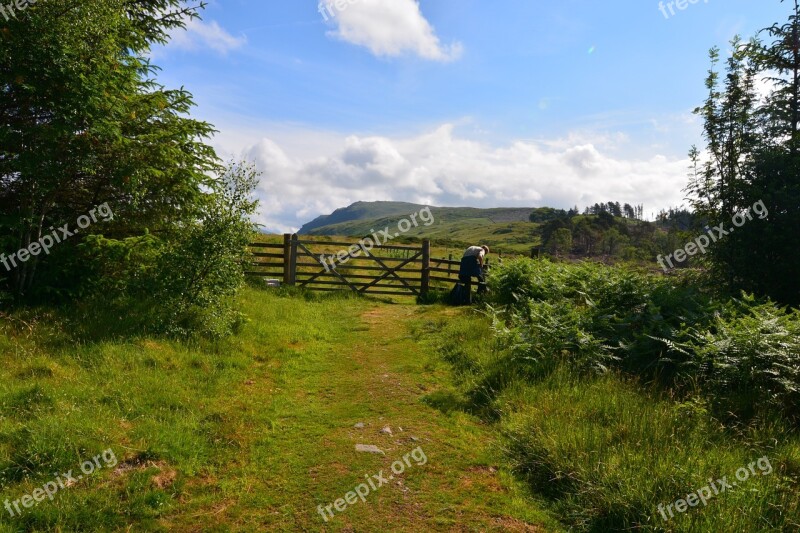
247 234 478 297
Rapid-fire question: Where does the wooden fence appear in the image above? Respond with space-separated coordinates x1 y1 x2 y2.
247 234 477 298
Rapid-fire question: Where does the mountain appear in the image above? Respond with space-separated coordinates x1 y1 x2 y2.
298 201 539 253
288 201 679 259
298 201 427 234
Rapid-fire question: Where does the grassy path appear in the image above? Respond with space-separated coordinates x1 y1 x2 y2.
4 286 796 532
162 292 555 532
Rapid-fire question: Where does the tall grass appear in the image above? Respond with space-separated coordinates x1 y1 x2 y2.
488 258 800 424
422 258 800 531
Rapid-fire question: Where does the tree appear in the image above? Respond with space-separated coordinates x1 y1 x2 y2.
0 0 219 301
529 207 568 223
623 203 636 219
601 228 627 256
79 162 259 338
688 1 800 304
547 228 573 258
688 37 759 223
597 210 615 229
572 218 598 254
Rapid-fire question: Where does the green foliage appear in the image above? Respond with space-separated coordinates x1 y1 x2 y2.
528 207 568 223
0 0 219 300
545 227 572 257
538 213 685 262
487 258 800 423
424 273 800 532
688 11 800 304
672 296 800 423
499 370 799 532
75 164 259 338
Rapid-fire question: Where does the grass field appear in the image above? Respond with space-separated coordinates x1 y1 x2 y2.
419 310 800 532
0 287 558 532
2 268 798 531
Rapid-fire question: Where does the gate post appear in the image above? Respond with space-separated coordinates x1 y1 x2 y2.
289 234 299 286
283 233 292 285
421 239 431 298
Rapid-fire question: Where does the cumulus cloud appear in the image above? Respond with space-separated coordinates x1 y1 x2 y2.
169 18 246 55
236 124 690 233
322 0 463 61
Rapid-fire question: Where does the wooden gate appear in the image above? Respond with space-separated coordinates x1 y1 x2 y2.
247 234 483 298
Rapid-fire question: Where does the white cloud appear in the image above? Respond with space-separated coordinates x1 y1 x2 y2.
322 0 463 62
232 124 690 233
169 18 246 55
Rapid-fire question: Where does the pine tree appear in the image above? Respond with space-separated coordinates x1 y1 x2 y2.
688 0 800 303
0 1 220 299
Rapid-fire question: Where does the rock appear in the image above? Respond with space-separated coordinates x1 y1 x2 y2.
355 444 384 455
380 426 393 436
354 422 365 429
410 436 419 442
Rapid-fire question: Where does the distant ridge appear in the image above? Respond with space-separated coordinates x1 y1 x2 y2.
298 201 535 241
298 201 428 235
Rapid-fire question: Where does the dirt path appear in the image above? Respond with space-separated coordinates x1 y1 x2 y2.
163 301 551 532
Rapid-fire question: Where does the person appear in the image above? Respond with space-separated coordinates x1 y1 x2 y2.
459 245 489 302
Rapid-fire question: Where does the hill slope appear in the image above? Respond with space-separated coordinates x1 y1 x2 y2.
299 202 539 253
296 201 684 260
298 201 429 234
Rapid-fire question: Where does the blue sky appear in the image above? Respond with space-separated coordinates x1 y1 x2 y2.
153 0 789 232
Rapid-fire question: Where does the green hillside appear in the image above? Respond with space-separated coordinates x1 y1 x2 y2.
298 201 429 234
299 202 542 254
295 202 690 260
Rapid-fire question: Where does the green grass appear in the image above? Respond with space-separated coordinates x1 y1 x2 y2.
0 288 557 531
418 294 800 532
6 260 796 532
501 371 800 532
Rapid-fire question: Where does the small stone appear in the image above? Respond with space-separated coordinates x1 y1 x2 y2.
380 426 393 436
355 444 384 455
354 422 365 429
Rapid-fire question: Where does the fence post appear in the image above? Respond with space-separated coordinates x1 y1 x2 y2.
289 234 299 286
283 234 292 285
421 239 431 298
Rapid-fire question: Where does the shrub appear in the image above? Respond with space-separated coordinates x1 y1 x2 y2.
74 163 259 338
672 296 800 423
485 258 800 423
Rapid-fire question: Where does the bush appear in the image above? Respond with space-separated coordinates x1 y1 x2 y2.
672 296 800 423
485 258 800 423
74 163 259 338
